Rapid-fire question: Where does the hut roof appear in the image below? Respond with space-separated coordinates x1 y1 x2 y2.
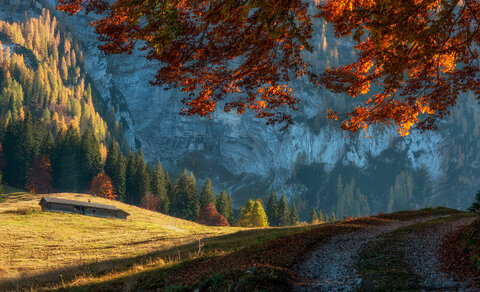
40 197 130 215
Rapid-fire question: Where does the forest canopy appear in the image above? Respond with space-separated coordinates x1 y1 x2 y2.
57 0 480 135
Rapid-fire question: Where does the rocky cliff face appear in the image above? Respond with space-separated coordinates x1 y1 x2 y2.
7 0 479 217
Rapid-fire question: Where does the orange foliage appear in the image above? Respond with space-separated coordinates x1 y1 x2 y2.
319 0 480 135
89 172 116 200
56 0 314 130
57 0 480 134
197 202 230 227
25 155 53 194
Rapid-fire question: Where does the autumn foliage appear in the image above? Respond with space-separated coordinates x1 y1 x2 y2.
56 0 314 130
140 193 162 212
57 0 480 135
89 172 116 200
25 155 53 194
197 202 230 227
320 0 480 135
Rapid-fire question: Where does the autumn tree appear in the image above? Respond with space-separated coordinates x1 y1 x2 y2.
58 0 480 134
251 200 269 227
89 172 116 200
57 0 314 130
141 193 162 212
237 199 268 227
237 200 255 227
197 202 230 227
25 155 53 193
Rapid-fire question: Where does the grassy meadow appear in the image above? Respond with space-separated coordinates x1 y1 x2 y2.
0 187 314 290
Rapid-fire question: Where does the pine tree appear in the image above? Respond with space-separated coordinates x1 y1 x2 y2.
318 209 325 222
309 209 318 224
331 211 337 222
237 200 255 227
266 192 278 226
199 178 216 209
134 150 150 205
51 125 81 192
78 129 102 191
216 190 234 225
151 160 168 213
125 151 137 204
170 170 199 221
105 140 126 201
277 192 290 226
290 203 299 225
324 213 330 222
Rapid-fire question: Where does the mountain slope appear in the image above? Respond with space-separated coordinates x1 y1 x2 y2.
3 1 478 218
26 1 478 218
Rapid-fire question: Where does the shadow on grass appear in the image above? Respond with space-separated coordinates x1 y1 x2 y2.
1 207 466 291
0 225 308 291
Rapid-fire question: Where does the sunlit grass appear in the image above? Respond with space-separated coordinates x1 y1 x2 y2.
0 187 242 289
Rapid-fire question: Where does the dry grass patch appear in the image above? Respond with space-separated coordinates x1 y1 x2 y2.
0 189 241 290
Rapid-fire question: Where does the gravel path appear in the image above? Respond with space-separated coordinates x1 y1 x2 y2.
293 218 437 292
401 217 477 291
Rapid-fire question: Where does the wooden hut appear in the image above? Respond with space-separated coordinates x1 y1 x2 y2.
39 197 130 219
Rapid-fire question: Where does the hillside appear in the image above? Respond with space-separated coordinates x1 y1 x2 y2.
1 188 478 291
0 188 243 289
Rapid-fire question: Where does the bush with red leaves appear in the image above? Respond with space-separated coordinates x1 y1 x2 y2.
197 203 230 227
141 193 162 212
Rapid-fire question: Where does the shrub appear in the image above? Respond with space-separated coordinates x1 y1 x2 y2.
197 202 230 227
141 193 162 212
468 191 480 214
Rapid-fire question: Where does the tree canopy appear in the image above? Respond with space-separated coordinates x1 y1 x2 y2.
57 0 480 135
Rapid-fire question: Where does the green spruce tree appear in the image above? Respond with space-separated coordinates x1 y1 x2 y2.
199 178 216 209
151 160 168 213
331 211 337 222
318 209 324 222
309 209 318 223
216 190 234 225
125 151 137 204
290 203 299 225
105 140 126 201
277 192 290 226
78 129 102 191
266 192 279 226
51 126 81 192
170 170 199 220
134 150 150 205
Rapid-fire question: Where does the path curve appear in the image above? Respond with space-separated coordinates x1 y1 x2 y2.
401 217 477 290
293 217 436 291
